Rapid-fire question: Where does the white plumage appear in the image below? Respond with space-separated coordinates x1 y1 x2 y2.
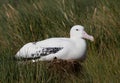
15 25 94 62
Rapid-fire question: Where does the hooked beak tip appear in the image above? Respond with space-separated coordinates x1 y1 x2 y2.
90 36 94 41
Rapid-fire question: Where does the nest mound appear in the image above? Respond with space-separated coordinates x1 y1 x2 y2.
47 58 82 74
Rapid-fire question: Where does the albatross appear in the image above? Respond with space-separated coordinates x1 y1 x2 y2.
15 25 94 62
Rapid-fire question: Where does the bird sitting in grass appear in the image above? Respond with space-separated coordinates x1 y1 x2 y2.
15 25 94 63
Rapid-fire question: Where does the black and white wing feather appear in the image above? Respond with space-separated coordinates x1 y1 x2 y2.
18 47 63 60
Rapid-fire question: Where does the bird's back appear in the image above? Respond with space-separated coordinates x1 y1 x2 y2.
36 38 74 47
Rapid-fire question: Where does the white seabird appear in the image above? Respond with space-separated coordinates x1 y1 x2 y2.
15 25 94 62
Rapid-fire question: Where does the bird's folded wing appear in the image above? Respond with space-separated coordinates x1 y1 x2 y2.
18 47 64 60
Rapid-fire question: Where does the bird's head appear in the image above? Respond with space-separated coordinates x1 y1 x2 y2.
70 25 94 41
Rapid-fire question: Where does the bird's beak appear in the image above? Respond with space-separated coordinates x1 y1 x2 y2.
82 31 94 41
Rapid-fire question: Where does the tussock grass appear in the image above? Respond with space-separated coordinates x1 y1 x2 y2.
0 0 120 83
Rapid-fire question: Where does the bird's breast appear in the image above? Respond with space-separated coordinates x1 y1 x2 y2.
69 39 87 59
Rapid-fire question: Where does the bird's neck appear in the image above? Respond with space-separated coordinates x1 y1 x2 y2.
70 37 84 41
71 37 86 48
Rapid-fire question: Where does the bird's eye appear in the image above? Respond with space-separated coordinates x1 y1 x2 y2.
76 29 79 31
